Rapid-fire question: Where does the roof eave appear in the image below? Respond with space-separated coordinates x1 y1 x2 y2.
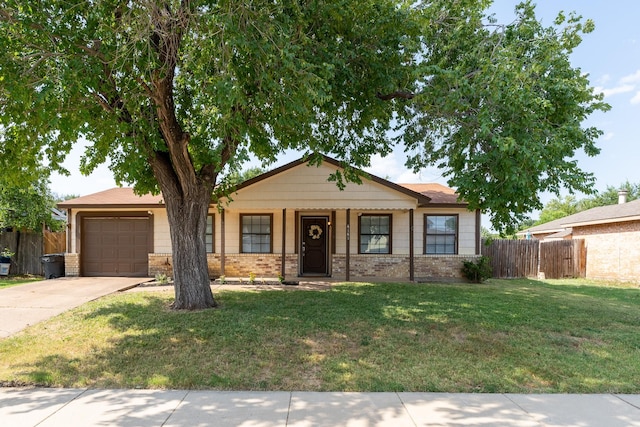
564 215 640 228
57 203 167 209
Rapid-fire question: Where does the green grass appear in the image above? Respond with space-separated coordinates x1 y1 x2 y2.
1 279 639 392
0 276 42 289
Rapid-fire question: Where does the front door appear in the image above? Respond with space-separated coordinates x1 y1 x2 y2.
301 217 329 276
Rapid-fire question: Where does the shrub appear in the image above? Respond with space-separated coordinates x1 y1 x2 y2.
462 256 493 283
154 273 170 284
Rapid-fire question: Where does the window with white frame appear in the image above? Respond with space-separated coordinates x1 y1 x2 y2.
425 215 458 254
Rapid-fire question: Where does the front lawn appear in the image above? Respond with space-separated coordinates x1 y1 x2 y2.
1 279 639 392
0 276 42 289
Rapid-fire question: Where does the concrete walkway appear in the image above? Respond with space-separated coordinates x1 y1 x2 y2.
1 388 639 426
0 277 149 338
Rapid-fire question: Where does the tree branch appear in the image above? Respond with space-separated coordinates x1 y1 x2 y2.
376 90 415 101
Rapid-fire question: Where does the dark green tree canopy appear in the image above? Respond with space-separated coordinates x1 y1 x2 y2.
0 1 607 233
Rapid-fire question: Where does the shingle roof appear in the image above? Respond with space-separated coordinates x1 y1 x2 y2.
520 198 640 235
399 183 464 206
57 188 164 208
562 198 640 227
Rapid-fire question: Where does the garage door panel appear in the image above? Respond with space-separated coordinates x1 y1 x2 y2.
82 216 151 277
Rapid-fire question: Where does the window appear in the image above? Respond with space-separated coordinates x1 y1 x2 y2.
206 215 214 253
359 214 391 254
241 214 272 253
425 215 458 254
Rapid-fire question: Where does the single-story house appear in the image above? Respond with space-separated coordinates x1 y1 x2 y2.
517 192 640 283
58 156 482 281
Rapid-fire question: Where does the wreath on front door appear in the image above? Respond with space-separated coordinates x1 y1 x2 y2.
308 224 323 240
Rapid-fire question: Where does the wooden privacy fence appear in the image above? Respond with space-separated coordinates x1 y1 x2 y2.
539 239 586 279
482 239 586 279
482 239 539 278
0 231 66 276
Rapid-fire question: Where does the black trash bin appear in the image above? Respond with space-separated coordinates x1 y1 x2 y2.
42 254 65 279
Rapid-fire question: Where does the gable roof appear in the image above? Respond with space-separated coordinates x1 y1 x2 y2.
235 156 437 207
57 187 164 208
519 198 640 235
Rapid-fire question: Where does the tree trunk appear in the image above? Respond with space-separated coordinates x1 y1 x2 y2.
163 185 217 310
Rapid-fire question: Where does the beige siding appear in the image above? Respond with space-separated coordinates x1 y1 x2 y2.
414 208 477 255
221 161 418 210
152 209 171 253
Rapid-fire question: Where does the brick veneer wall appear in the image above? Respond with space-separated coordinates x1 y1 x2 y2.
148 252 479 281
348 254 410 279
148 253 298 279
572 221 640 283
64 253 79 277
414 255 481 282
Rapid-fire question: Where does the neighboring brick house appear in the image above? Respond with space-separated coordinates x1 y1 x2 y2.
518 193 640 283
58 156 482 282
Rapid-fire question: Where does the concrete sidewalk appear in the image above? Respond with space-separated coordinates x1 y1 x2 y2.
0 277 149 338
1 388 639 427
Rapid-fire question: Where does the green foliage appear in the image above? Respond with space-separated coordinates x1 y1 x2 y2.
0 0 607 234
222 166 266 188
536 195 580 225
154 273 170 285
1 247 15 258
461 256 493 283
0 177 62 232
400 1 608 233
579 181 639 210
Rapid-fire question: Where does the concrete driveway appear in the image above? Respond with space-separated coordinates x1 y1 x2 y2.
0 277 149 338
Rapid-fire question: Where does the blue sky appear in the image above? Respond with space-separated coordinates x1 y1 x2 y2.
51 1 639 219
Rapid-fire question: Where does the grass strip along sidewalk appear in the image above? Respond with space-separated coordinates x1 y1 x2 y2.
0 276 42 289
1 279 638 392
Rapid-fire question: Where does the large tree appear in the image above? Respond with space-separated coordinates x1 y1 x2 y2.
0 0 607 309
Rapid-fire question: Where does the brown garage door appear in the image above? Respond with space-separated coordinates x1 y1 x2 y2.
82 216 152 277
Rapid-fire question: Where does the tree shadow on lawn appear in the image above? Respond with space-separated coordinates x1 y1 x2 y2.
10 281 640 392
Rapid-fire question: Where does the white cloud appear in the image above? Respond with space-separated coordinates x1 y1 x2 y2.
602 132 615 141
620 70 640 85
597 84 635 97
631 91 640 105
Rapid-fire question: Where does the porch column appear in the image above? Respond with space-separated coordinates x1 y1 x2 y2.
409 209 414 281
346 208 350 281
281 208 286 278
475 209 481 255
220 209 225 276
